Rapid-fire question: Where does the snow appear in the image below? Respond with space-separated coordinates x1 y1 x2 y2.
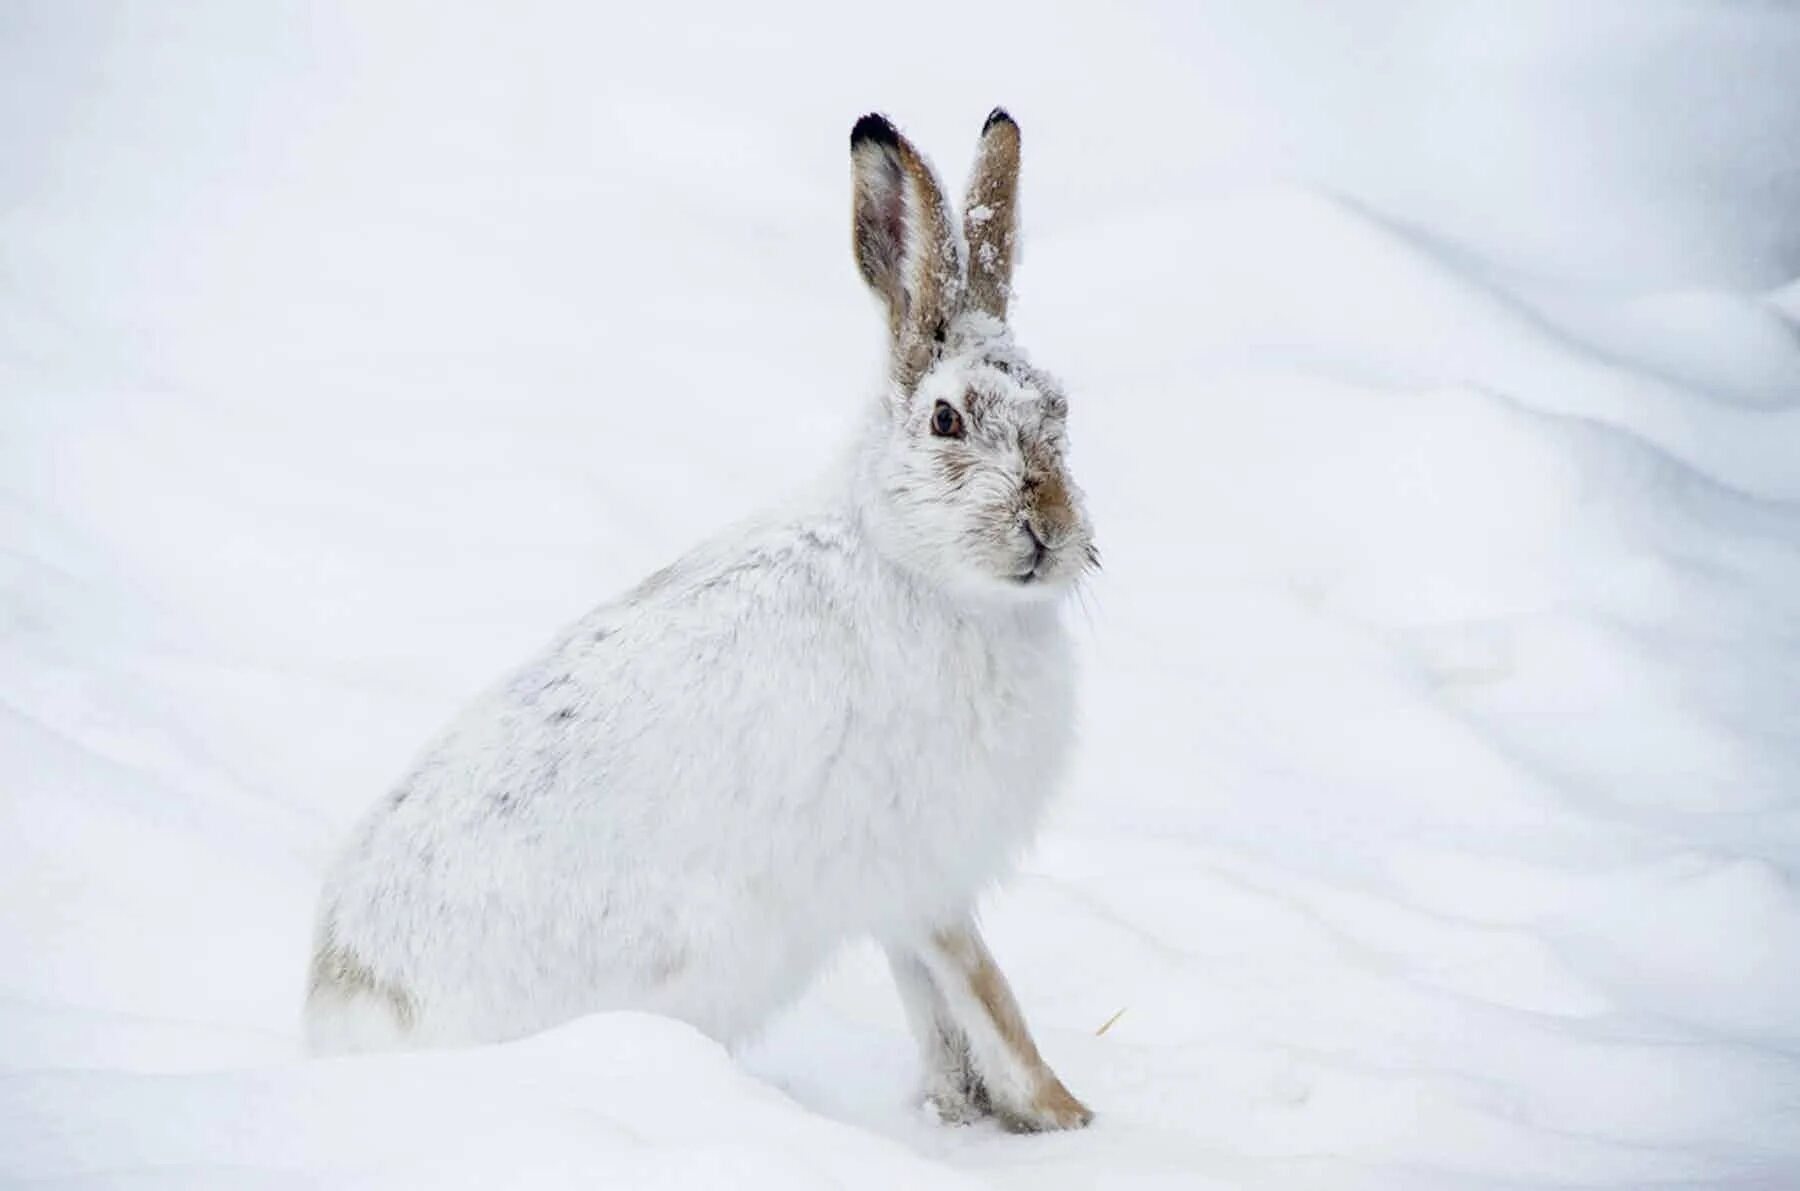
5 1 1799 1187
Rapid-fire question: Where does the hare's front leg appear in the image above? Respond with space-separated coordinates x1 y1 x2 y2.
886 920 1092 1132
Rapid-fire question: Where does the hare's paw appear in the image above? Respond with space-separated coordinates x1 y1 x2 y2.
923 1086 989 1127
919 1062 994 1126
923 1067 1094 1132
993 1076 1094 1133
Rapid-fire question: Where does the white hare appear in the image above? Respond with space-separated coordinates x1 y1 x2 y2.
305 109 1096 1131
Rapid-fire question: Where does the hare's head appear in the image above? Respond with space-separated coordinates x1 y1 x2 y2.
850 110 1094 603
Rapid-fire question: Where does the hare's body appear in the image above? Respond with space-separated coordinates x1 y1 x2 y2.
310 506 1072 1051
309 109 1097 1131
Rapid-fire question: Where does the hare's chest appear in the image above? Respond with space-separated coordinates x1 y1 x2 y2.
798 608 1075 932
874 615 1071 772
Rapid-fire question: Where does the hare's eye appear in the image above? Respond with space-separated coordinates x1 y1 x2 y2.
930 401 964 439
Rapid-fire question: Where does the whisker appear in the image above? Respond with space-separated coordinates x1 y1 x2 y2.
1074 576 1101 634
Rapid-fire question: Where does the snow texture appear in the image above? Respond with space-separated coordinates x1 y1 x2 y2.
4 1 1800 1188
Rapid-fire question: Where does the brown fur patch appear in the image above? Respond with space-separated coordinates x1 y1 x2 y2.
1025 469 1074 536
963 113 1021 320
968 950 1044 1071
309 931 417 1030
851 121 962 393
932 927 1043 1072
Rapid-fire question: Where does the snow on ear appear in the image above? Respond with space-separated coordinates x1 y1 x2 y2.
850 113 962 391
962 108 1021 321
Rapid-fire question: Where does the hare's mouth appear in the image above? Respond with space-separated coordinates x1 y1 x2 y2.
1011 524 1049 583
1009 552 1055 586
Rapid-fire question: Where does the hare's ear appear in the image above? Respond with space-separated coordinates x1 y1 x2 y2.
962 108 1021 321
851 113 962 392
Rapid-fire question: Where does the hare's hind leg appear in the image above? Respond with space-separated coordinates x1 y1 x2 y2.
887 920 1092 1132
302 937 419 1056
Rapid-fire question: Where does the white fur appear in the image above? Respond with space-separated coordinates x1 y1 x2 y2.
308 495 1077 1050
305 114 1095 1122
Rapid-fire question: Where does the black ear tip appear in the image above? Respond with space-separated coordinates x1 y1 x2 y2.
851 113 900 150
982 107 1016 133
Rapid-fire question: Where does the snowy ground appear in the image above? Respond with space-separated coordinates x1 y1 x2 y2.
5 2 1800 1187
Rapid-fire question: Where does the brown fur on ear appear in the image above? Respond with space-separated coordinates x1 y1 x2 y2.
962 108 1021 321
851 113 963 391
